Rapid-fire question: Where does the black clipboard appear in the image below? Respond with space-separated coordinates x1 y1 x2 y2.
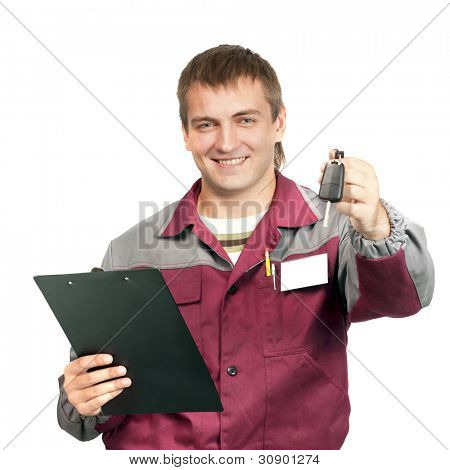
34 268 223 415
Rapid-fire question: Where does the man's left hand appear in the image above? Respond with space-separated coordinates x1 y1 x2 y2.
317 149 391 241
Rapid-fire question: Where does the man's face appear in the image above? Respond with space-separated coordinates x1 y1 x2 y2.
182 76 286 196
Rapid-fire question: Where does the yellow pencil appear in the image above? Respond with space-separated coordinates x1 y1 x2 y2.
265 250 271 276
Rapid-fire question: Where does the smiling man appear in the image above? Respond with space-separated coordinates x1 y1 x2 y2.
57 44 435 449
183 76 282 220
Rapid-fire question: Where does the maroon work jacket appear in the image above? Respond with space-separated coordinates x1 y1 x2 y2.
88 169 431 449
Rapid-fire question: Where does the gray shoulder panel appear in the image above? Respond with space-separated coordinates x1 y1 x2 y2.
108 201 232 271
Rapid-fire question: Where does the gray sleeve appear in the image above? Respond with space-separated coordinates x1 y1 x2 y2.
56 243 114 441
337 197 435 321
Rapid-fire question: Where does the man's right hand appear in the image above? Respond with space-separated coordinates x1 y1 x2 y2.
63 354 132 416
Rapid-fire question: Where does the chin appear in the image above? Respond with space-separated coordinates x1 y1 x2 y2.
203 170 253 193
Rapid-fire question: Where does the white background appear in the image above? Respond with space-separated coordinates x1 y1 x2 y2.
1 0 449 468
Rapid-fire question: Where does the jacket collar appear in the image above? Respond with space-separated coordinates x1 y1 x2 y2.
159 168 322 238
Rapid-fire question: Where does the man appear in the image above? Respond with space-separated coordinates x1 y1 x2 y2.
57 44 434 449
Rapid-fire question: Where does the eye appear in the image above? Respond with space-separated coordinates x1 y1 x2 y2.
241 118 255 124
198 123 214 129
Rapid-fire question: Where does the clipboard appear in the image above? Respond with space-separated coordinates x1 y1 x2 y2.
34 268 223 415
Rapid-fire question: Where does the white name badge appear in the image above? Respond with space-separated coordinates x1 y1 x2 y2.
280 253 328 292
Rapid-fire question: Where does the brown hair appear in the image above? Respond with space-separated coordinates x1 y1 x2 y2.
177 44 286 171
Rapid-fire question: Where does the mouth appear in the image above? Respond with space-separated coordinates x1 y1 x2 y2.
211 156 250 168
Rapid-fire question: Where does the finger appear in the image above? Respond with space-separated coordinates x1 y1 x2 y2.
67 354 114 376
335 200 365 219
78 389 124 417
342 167 369 188
74 377 132 404
339 156 373 174
64 356 115 392
78 366 128 390
342 184 367 203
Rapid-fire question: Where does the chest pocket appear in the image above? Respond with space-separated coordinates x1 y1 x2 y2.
161 265 203 355
257 248 332 357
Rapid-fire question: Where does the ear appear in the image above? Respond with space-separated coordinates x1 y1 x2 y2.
182 122 191 151
275 106 286 143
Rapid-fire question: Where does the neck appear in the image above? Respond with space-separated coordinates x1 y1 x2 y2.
197 171 277 219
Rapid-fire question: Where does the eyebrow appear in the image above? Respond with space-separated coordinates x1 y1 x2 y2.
190 109 263 126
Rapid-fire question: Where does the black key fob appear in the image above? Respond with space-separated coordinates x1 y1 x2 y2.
319 150 345 203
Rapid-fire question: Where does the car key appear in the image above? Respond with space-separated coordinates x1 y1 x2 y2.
319 149 345 227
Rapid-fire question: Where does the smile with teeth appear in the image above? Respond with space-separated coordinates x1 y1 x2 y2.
214 156 248 166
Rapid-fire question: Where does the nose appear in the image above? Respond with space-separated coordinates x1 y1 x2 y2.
215 123 239 154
